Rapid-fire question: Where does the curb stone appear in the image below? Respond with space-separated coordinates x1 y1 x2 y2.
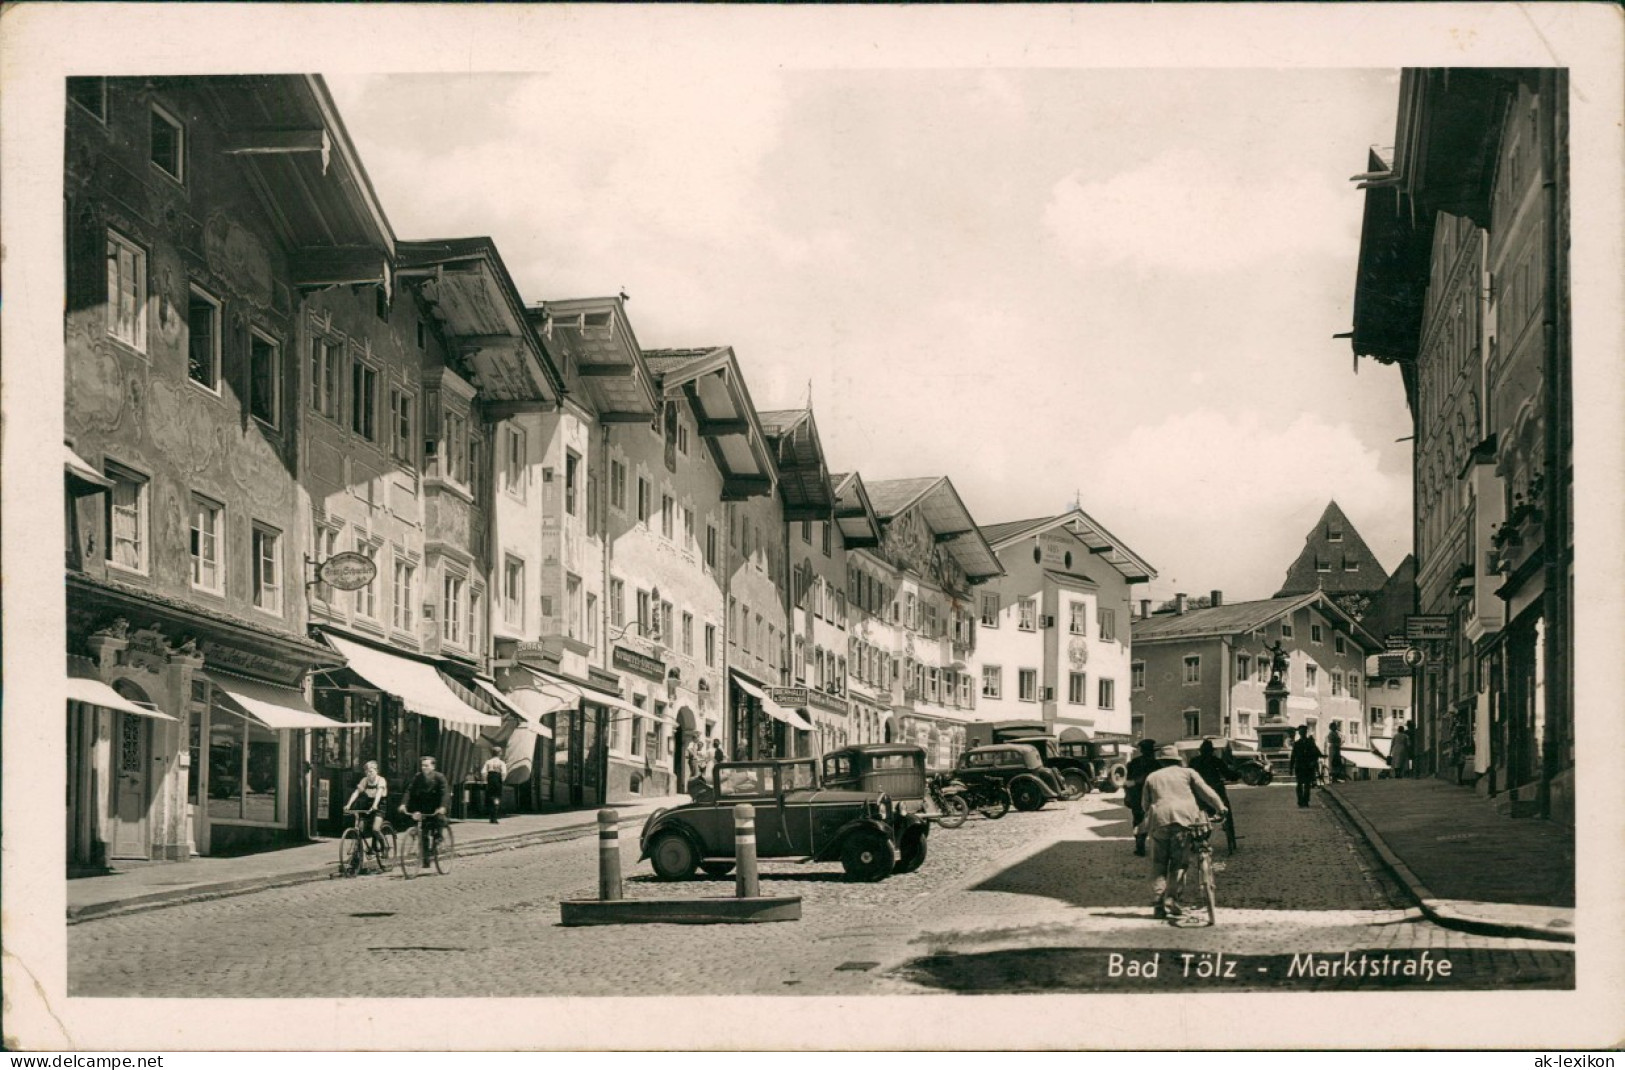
66 809 657 925
1322 784 1574 945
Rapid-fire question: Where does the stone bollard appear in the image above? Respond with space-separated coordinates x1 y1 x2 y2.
733 803 759 899
597 808 622 901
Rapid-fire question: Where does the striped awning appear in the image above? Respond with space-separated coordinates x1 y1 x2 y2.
322 632 502 728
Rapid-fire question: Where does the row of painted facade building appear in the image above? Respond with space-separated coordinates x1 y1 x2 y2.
62 74 1167 867
1347 68 1573 823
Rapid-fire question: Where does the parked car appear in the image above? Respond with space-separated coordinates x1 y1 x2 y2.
821 744 928 810
639 758 930 882
1000 735 1096 798
1058 738 1130 792
1175 736 1275 786
953 744 1065 812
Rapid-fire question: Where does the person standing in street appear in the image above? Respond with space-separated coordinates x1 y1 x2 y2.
1326 722 1345 782
481 745 507 824
711 737 726 774
1139 743 1227 919
1124 739 1160 856
1188 738 1238 852
1291 724 1323 807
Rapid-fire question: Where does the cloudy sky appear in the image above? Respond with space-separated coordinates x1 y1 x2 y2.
328 67 1410 605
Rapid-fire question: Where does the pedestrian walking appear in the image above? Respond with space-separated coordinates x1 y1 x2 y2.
1291 725 1322 807
1326 722 1345 782
481 744 507 824
1124 738 1160 856
1389 724 1413 779
1139 743 1227 920
1188 738 1238 851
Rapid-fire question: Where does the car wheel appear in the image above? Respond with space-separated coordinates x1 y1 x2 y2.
895 829 928 874
1108 766 1127 791
1012 779 1046 812
1062 770 1091 799
840 830 896 882
698 861 736 878
648 830 699 880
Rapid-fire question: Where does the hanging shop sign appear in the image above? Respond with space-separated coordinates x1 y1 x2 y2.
613 645 666 681
318 551 378 592
1404 615 1450 642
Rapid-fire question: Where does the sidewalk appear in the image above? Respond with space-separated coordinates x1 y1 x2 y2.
1324 778 1575 943
67 794 689 923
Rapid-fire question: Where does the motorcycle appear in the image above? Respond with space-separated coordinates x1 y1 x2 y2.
926 773 970 829
954 777 1011 820
1235 755 1274 786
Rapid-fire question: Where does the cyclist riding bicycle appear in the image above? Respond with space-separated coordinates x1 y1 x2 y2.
343 760 389 857
1137 743 1227 920
397 755 450 868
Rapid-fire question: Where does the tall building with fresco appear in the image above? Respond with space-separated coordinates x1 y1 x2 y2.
1349 68 1571 822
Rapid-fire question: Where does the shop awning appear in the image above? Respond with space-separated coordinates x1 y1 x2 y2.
207 672 357 731
732 674 814 732
473 678 554 738
322 633 503 728
1370 736 1393 761
65 676 178 721
579 682 671 723
1341 749 1389 771
64 445 113 490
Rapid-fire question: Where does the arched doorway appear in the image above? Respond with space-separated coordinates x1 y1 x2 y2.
675 706 698 792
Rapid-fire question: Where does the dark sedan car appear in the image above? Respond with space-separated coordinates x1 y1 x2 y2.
639 758 930 882
953 744 1066 811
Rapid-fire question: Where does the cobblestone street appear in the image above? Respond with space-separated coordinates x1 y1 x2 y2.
68 786 1572 997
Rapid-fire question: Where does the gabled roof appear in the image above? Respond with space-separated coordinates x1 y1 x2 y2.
397 237 564 403
526 297 659 421
644 346 777 501
865 476 1003 582
758 409 835 521
203 75 395 292
1132 591 1382 652
1275 501 1388 598
831 472 881 549
980 508 1157 584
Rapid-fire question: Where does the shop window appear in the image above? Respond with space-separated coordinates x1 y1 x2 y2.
187 287 220 391
106 229 147 353
207 705 281 823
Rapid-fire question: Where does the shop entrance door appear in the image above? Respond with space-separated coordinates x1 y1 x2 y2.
111 712 150 859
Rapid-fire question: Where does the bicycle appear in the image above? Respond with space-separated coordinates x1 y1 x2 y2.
398 812 456 879
338 808 395 877
1169 817 1220 927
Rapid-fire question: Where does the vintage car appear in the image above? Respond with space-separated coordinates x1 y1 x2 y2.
1175 736 1275 785
639 758 930 882
1058 738 1130 792
1001 735 1096 798
820 744 929 810
952 744 1065 811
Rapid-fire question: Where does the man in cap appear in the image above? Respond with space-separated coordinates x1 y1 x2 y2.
1123 738 1160 857
1139 743 1227 919
1291 724 1323 807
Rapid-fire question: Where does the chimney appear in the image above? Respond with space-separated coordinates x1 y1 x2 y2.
1175 593 1187 615
1211 590 1223 607
1139 599 1152 620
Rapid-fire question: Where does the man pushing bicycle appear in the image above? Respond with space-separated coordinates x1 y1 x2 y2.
1137 743 1227 920
398 755 450 869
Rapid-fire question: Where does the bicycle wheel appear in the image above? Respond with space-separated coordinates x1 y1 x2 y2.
936 794 968 829
339 829 362 877
432 824 455 874
398 828 420 880
377 824 397 869
1198 850 1218 926
979 790 1009 820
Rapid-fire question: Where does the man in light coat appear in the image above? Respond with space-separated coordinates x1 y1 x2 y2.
1138 744 1227 919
